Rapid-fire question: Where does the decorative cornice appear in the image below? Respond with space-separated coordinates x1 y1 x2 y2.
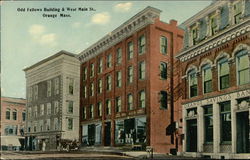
176 18 250 62
77 6 161 63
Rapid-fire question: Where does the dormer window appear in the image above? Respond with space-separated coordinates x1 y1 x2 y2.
210 15 218 36
233 1 242 24
191 25 198 45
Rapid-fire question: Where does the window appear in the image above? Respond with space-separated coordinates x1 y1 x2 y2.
203 65 212 93
98 79 102 94
34 85 38 100
90 104 94 119
98 58 103 74
83 67 87 81
191 26 198 45
29 86 33 102
106 75 112 91
54 101 59 114
127 93 133 110
139 61 146 80
90 63 95 77
107 54 112 68
68 101 73 113
39 120 43 132
47 80 51 97
220 101 231 142
34 106 37 117
69 78 74 95
237 51 250 85
6 108 10 120
106 99 111 115
210 15 218 35
116 48 122 65
83 107 86 119
34 123 37 132
127 41 133 60
90 82 94 96
54 77 59 95
54 118 58 130
139 90 146 108
160 62 167 79
138 35 146 54
47 103 51 115
68 118 73 130
204 105 213 143
160 36 167 54
97 102 102 117
22 111 26 121
159 91 168 109
28 107 31 119
233 1 242 24
46 119 50 131
218 59 229 90
116 96 122 113
83 85 87 98
11 109 17 120
40 104 44 116
127 66 133 84
189 70 198 97
116 71 122 87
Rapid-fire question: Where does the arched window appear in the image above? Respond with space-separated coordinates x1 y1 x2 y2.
6 108 10 120
218 58 229 90
13 109 17 120
202 64 212 93
236 50 250 85
188 69 198 98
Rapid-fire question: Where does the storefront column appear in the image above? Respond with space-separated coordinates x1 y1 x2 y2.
183 108 187 153
231 98 237 153
197 106 204 153
213 103 220 154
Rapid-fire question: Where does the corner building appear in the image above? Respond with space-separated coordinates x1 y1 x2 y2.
78 7 184 153
23 51 80 151
176 0 250 159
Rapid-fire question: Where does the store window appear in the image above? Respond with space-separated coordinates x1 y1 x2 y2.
138 35 146 54
203 65 212 93
237 50 250 85
160 36 167 54
218 59 229 90
220 101 231 142
204 105 213 143
115 120 125 144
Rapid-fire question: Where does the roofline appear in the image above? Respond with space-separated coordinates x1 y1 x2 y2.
1 96 26 101
23 50 76 71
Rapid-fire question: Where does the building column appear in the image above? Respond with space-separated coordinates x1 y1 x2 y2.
213 103 220 154
197 106 204 153
183 108 187 153
231 98 237 154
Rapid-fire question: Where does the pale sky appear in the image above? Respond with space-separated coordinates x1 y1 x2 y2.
1 1 212 99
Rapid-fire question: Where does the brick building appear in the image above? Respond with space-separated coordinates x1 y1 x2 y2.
1 96 26 150
77 6 184 153
23 50 80 151
176 0 250 159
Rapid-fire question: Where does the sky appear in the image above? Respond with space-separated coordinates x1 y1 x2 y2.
1 0 212 99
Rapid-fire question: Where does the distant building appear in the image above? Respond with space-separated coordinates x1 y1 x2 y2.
77 6 184 153
176 0 250 159
23 50 80 151
1 96 26 150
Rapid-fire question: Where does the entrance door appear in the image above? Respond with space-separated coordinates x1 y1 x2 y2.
88 124 96 146
104 122 111 146
186 119 197 152
236 111 249 153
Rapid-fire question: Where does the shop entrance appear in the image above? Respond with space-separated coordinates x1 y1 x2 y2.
236 111 249 153
186 119 197 152
88 124 95 146
104 122 111 146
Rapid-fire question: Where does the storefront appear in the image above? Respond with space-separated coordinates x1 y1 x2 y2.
82 122 102 146
183 89 250 159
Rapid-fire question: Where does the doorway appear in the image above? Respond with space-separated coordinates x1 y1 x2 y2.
236 111 249 153
186 119 197 152
104 122 111 146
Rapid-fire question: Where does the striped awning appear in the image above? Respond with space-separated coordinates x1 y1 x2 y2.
1 136 22 146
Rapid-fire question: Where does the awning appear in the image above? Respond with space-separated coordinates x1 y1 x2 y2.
1 136 21 146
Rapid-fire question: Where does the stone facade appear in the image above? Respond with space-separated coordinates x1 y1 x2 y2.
78 7 184 153
176 0 250 159
23 50 80 151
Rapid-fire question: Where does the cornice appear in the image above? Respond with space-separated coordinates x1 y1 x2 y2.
77 6 161 63
176 18 250 62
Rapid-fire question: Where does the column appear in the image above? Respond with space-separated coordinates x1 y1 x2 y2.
231 98 237 153
197 106 204 153
213 103 220 154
